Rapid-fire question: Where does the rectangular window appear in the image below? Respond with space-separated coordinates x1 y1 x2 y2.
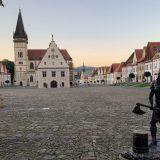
52 71 56 77
18 52 23 58
42 71 47 77
61 71 65 77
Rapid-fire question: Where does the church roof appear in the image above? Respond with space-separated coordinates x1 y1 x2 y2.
60 49 72 61
27 49 72 61
28 49 46 60
13 10 28 40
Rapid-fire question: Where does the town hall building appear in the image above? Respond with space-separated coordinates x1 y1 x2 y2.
13 10 73 88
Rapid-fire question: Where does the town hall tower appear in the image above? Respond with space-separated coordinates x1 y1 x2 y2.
13 9 28 86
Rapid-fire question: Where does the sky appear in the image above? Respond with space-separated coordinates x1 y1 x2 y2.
1 0 160 67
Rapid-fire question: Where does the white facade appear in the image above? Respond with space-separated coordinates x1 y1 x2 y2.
153 57 160 80
37 41 70 88
107 73 114 84
94 67 105 84
144 61 153 82
0 63 11 87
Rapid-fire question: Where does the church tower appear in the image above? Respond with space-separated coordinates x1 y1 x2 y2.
13 10 28 86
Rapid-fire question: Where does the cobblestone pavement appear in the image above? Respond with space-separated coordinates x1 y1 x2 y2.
0 86 154 160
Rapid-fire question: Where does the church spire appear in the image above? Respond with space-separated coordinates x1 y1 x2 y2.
13 9 28 42
82 62 85 72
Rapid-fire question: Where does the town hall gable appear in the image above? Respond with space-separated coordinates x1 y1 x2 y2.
38 41 69 69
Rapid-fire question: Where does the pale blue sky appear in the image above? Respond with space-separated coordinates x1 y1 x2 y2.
1 0 160 66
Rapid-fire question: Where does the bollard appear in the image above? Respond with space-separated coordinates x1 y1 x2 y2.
0 97 4 108
133 130 149 154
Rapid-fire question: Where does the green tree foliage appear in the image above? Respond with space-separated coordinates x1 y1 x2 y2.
144 71 151 82
2 59 15 84
0 0 4 7
144 71 151 78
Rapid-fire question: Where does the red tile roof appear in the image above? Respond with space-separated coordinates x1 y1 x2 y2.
91 68 98 77
28 49 46 60
114 62 125 72
135 49 143 61
152 53 160 60
60 49 72 61
144 42 160 61
125 52 134 65
0 63 9 74
105 66 110 73
108 63 120 73
27 49 72 61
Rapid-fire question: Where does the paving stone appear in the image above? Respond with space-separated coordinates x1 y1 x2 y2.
0 86 151 159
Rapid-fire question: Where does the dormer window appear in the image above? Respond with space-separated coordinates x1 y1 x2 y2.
44 62 46 65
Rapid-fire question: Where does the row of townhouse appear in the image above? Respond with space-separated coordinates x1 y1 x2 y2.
75 66 109 85
90 42 160 85
0 62 11 87
122 42 160 83
89 63 124 85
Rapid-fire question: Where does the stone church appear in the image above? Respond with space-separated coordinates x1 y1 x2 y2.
13 10 73 88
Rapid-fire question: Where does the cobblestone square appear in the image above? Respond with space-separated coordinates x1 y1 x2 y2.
0 86 153 159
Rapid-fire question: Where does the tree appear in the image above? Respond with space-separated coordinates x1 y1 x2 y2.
0 0 4 7
144 71 151 82
129 73 135 82
2 59 15 84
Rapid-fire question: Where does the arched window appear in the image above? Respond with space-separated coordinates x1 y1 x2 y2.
30 62 34 69
30 75 33 82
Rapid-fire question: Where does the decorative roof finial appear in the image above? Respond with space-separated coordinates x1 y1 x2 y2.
52 34 54 41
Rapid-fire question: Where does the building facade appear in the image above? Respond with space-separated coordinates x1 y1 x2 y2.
13 10 73 88
0 63 11 87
